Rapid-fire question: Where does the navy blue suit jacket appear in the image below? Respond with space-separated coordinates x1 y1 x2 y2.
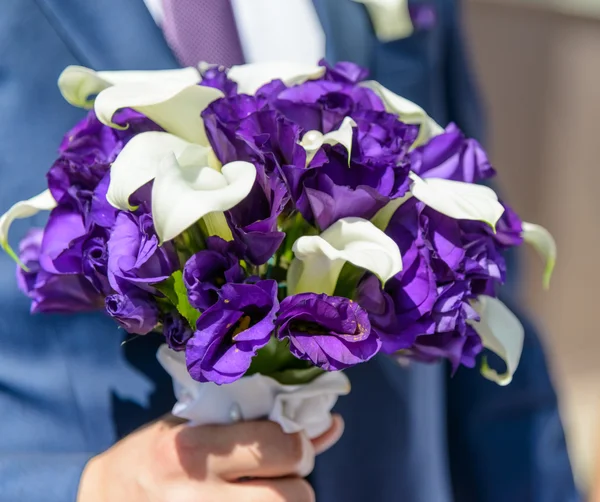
0 1 579 501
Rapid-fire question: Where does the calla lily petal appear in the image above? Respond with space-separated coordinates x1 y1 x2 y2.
94 81 223 144
409 172 504 229
470 296 524 386
152 152 256 243
227 61 325 95
288 217 402 295
351 0 414 42
301 117 356 165
0 190 57 266
371 193 413 231
522 222 556 289
107 131 206 210
360 81 444 148
58 65 201 109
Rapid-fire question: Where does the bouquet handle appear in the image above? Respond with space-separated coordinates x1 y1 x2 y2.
157 345 351 439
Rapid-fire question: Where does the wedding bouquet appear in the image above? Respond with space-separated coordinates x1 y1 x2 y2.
0 60 555 438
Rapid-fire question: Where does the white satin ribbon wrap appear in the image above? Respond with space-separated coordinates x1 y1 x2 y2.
157 345 351 439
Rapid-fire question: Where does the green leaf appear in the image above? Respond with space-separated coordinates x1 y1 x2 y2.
279 212 317 263
155 270 200 328
246 337 325 385
247 337 297 376
270 366 325 385
333 262 365 300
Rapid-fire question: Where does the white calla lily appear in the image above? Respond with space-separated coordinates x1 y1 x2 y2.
360 81 444 148
522 222 556 289
152 151 256 243
470 296 524 386
0 190 57 266
227 61 325 95
351 0 414 42
300 117 357 165
288 217 402 296
58 65 201 109
94 80 222 144
409 172 505 229
107 132 200 210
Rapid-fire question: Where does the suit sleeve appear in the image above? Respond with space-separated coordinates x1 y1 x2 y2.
0 3 96 501
0 454 93 502
0 300 105 502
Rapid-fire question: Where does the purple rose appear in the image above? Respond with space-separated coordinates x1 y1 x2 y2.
88 173 118 229
105 290 159 335
236 109 305 172
319 60 370 85
81 228 112 295
39 205 87 274
204 96 305 176
48 109 158 212
283 112 416 230
203 94 266 164
356 201 437 353
356 250 438 353
410 328 483 372
107 211 178 294
284 148 395 230
274 79 384 133
410 123 495 183
17 228 104 313
186 280 279 384
163 313 193 351
275 293 380 371
200 65 238 97
459 202 523 250
48 112 121 210
492 202 524 248
374 197 510 367
353 109 418 167
183 237 245 311
227 175 288 265
454 203 523 295
37 183 115 295
404 282 481 371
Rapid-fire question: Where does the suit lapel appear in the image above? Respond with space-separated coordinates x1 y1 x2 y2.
38 0 179 70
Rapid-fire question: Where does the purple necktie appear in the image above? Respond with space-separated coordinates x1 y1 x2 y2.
161 0 245 67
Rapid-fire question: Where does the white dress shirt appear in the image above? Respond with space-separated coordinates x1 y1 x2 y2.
143 0 326 64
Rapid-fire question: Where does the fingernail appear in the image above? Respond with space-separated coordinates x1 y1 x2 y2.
314 415 345 455
298 433 316 477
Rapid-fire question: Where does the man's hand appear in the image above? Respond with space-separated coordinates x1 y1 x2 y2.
78 414 344 502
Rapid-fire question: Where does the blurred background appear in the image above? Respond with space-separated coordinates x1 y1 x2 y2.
464 0 600 493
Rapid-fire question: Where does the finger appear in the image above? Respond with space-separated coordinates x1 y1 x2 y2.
229 477 316 502
311 414 345 455
178 420 316 480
